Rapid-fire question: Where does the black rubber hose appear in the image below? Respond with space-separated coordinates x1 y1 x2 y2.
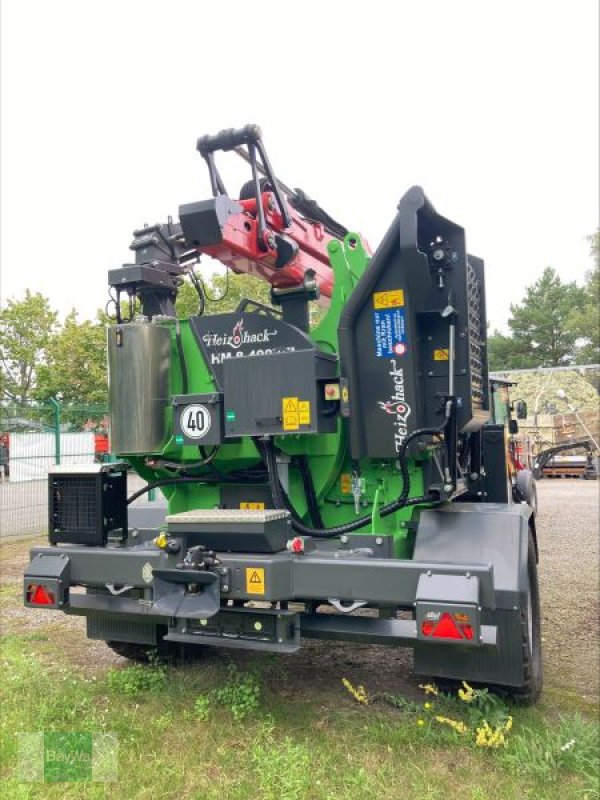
296 455 325 528
126 469 269 505
175 319 189 395
147 446 220 473
127 476 205 504
260 426 445 538
188 268 206 316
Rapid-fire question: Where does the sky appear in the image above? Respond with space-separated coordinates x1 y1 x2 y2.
1 0 598 332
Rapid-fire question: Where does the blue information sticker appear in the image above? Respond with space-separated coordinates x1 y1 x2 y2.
373 308 408 357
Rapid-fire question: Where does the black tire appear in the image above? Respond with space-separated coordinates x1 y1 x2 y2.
529 481 538 516
515 469 538 516
507 529 543 703
106 641 157 662
106 637 205 664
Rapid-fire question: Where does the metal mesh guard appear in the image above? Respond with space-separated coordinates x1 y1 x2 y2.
165 509 290 525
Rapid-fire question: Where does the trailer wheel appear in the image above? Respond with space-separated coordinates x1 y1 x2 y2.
515 469 537 515
107 633 205 663
106 641 158 662
505 529 543 704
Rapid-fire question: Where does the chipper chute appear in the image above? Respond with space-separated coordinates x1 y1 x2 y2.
25 125 542 702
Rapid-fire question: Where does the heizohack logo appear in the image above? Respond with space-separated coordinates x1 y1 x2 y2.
378 359 412 451
202 318 277 350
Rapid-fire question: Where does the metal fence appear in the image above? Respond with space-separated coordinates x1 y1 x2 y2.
0 401 110 538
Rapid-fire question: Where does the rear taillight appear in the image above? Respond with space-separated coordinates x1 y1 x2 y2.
421 611 474 642
26 584 56 606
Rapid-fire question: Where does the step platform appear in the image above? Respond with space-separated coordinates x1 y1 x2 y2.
166 508 292 553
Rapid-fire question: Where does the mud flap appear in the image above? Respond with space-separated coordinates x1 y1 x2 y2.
412 502 530 687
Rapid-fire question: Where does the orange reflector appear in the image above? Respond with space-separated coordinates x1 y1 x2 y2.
460 623 474 640
27 584 56 606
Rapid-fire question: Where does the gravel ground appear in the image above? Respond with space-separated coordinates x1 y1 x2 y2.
1 480 598 703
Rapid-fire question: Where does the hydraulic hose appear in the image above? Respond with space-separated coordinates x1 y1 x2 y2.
259 425 446 539
175 319 189 395
126 467 269 504
296 455 325 528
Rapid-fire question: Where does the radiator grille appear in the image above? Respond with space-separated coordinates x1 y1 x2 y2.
48 467 127 545
51 477 97 536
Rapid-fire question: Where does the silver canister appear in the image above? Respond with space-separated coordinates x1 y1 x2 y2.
107 323 171 454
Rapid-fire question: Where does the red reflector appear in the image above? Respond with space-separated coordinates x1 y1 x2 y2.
28 584 56 605
460 623 474 640
421 620 435 636
432 612 462 640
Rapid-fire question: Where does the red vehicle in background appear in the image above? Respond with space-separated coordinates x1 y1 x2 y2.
94 433 109 462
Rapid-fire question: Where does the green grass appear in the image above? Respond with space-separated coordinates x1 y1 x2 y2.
0 632 598 800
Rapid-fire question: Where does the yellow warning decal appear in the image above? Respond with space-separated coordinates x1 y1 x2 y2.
341 385 349 403
246 567 265 595
373 289 404 309
282 397 300 431
240 502 265 510
340 473 352 494
283 413 299 431
298 400 311 425
282 397 299 412
433 349 449 361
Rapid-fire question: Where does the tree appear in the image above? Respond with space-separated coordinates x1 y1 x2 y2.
176 270 326 326
507 267 587 367
35 311 108 405
0 291 58 404
571 230 600 364
487 329 537 371
176 271 272 318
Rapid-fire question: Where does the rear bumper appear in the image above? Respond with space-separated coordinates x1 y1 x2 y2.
24 541 503 652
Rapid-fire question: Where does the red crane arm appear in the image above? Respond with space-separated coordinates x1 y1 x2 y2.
199 193 337 299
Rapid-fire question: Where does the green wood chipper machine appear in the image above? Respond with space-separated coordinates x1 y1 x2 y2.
24 125 542 701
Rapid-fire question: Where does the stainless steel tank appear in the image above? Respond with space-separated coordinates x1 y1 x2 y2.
107 322 171 454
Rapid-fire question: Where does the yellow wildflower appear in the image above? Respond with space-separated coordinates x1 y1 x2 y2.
475 720 507 748
342 678 369 705
417 719 425 727
424 702 432 709
419 683 439 696
458 681 476 703
435 715 468 734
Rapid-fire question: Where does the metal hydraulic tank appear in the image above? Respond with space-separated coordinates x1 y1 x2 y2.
107 322 171 454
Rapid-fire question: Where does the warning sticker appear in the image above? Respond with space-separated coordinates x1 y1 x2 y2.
240 502 265 510
373 307 407 358
433 349 449 361
340 473 352 494
282 397 299 412
246 567 265 595
283 413 299 431
298 401 311 425
373 289 405 309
